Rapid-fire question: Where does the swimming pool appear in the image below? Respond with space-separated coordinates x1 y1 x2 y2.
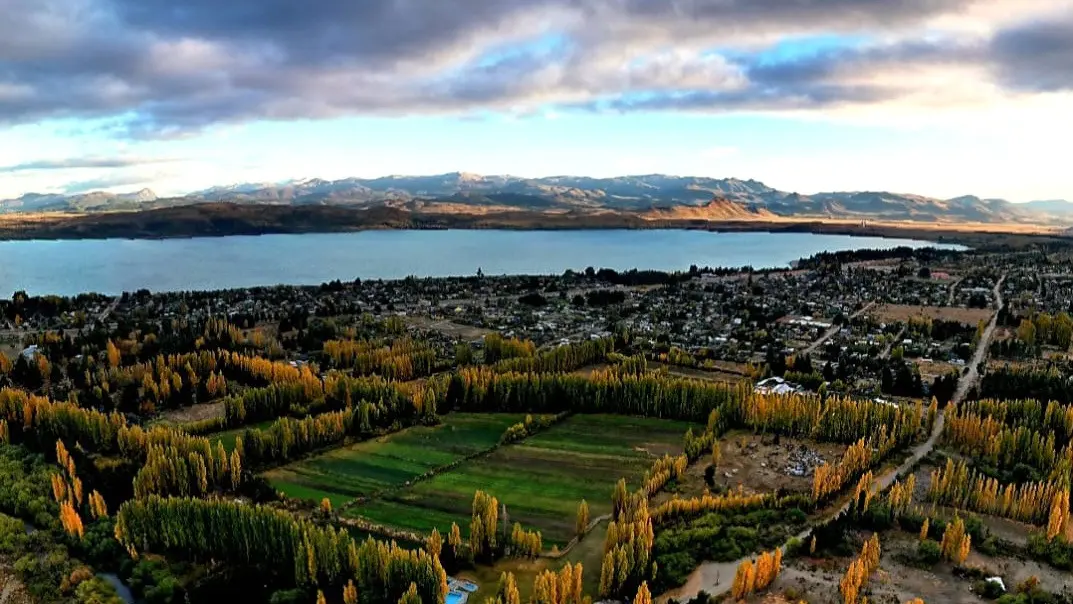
447 592 465 604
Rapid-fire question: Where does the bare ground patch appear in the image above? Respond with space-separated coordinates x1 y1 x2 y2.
657 433 846 504
403 316 494 341
158 401 225 424
765 532 981 604
649 362 749 384
914 359 961 380
869 304 993 326
570 363 611 377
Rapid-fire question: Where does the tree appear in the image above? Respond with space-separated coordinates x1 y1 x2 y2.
634 582 652 604
343 580 358 604
940 516 971 564
116 496 447 601
469 491 499 560
449 523 463 559
316 590 327 604
576 500 590 538
427 528 443 558
488 572 520 604
106 340 121 368
399 583 422 604
1047 489 1069 542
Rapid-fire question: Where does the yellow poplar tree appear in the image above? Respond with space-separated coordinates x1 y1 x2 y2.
576 500 590 538
343 579 358 604
635 582 652 604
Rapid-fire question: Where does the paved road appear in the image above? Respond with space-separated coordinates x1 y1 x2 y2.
658 276 1005 603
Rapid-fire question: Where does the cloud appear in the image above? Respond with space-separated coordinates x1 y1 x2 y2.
61 174 154 194
0 155 179 172
0 0 1070 136
988 10 1073 91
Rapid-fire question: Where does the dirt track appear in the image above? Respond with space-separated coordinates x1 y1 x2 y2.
658 274 1005 603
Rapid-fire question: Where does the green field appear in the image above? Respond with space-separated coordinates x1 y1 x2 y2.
347 414 694 545
263 413 528 508
208 419 276 452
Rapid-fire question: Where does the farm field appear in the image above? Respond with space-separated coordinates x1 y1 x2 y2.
347 414 696 546
263 413 528 508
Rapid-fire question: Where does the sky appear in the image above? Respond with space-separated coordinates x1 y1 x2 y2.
1 0 1071 202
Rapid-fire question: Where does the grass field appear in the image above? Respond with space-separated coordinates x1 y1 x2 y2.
347 414 695 545
208 420 276 452
263 413 528 508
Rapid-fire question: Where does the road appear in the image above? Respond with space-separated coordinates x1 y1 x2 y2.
800 302 876 357
658 276 1004 603
946 277 964 306
951 275 1004 405
97 297 120 323
879 327 906 360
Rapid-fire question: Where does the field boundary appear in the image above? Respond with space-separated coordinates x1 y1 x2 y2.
339 411 574 513
540 514 611 559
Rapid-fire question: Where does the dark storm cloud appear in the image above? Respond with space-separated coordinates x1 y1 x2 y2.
0 0 1068 135
989 11 1073 91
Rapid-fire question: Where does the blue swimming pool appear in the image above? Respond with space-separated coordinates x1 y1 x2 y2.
447 592 465 604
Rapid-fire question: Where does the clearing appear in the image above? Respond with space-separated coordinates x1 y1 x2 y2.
459 518 609 603
403 316 494 341
347 414 695 546
264 413 527 508
869 304 993 326
649 362 750 384
209 419 277 452
656 433 846 505
158 401 225 424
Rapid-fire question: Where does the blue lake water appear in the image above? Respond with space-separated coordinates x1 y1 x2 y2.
0 230 964 297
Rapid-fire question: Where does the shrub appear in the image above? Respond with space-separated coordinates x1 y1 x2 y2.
974 579 1005 599
917 540 942 566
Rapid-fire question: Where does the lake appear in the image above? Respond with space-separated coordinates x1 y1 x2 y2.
0 230 964 297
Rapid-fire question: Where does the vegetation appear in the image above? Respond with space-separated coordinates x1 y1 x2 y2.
347 415 693 546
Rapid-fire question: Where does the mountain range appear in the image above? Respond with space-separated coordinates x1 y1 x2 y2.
2 173 1071 225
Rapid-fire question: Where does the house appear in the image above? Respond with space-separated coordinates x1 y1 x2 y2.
754 376 804 395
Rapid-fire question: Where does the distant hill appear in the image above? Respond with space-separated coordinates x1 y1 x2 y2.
2 172 1069 225
1022 200 1073 215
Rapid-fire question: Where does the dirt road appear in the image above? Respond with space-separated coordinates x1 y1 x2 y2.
658 276 1004 603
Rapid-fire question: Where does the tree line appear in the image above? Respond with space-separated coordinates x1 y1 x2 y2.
943 402 1069 481
980 365 1073 405
323 337 437 381
492 337 616 374
115 496 448 603
927 458 1067 527
444 367 749 423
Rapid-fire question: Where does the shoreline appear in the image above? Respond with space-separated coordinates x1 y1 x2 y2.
0 203 1065 248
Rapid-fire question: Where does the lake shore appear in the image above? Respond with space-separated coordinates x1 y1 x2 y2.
0 229 962 297
0 202 1063 248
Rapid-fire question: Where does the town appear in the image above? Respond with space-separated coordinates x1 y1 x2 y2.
1 242 1073 604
